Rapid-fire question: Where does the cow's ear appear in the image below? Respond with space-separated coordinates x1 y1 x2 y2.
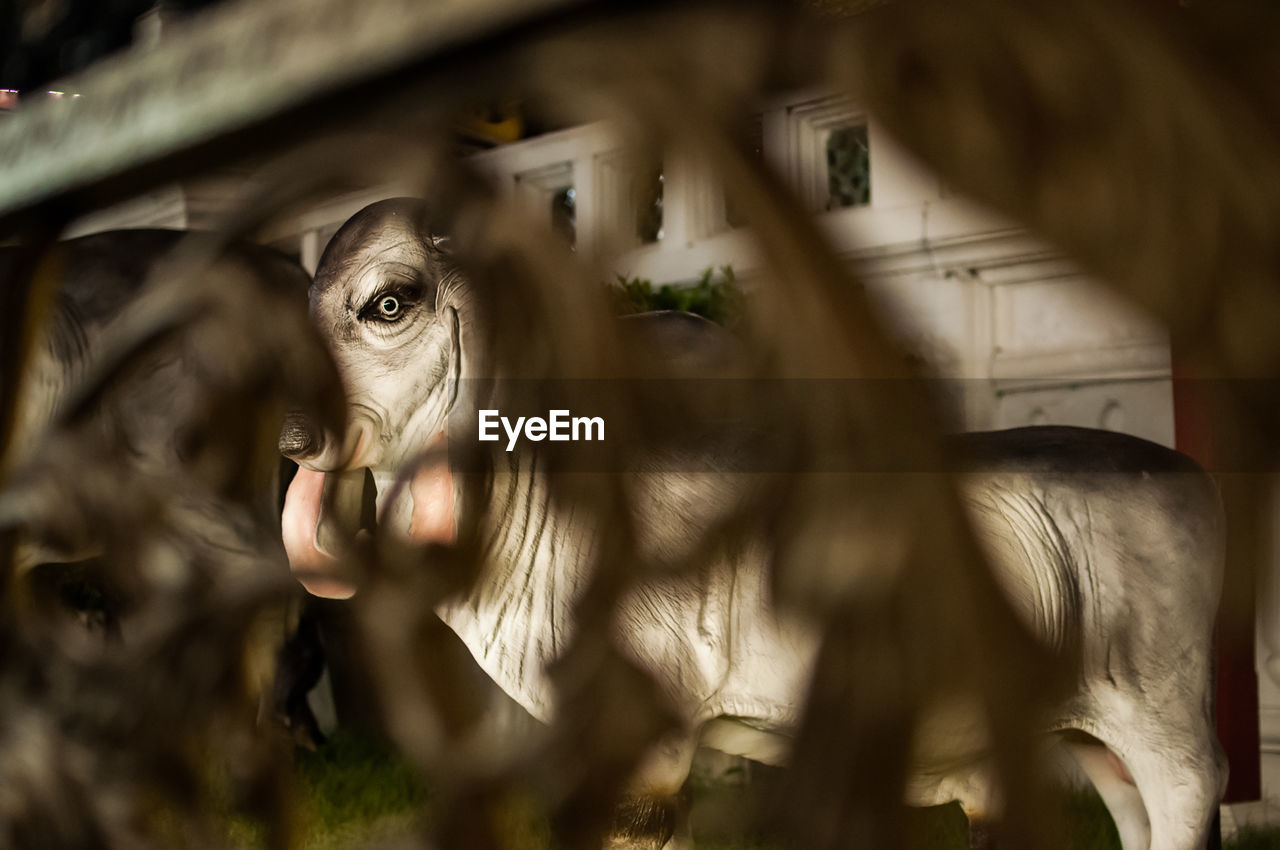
443 305 460 413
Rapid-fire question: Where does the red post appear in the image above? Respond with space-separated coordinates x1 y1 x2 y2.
1172 356 1261 803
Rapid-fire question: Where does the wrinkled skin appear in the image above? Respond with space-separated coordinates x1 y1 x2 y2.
278 205 463 598
283 198 1228 850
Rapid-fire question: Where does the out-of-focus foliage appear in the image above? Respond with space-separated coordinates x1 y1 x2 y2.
609 266 744 328
0 0 1275 848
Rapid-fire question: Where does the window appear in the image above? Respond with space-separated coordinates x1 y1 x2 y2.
551 186 576 246
780 94 871 214
633 164 663 244
824 123 870 209
515 161 575 247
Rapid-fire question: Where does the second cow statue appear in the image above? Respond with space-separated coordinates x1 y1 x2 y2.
2 229 336 745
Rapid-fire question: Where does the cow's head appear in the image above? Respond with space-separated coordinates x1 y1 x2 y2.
280 199 468 598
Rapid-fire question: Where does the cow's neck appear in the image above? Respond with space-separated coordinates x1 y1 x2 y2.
435 449 596 722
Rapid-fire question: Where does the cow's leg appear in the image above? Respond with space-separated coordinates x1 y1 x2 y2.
958 789 1003 850
664 786 692 850
605 789 691 850
605 734 696 850
271 599 327 748
941 768 1001 850
1062 736 1150 850
1126 735 1224 850
1089 718 1225 850
964 814 999 849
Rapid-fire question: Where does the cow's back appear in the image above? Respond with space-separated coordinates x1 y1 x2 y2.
4 230 312 571
5 231 188 450
6 230 311 456
954 426 1224 676
949 425 1205 478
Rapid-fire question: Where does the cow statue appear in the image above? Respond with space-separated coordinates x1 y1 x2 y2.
280 198 1227 850
2 229 330 745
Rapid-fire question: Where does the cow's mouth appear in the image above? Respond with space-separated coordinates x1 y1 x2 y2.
281 433 455 599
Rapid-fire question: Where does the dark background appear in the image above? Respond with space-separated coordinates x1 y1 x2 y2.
0 0 225 91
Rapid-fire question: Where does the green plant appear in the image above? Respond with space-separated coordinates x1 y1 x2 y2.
610 265 744 327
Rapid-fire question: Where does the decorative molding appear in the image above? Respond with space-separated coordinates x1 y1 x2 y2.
609 202 1076 291
847 223 1068 284
468 121 619 179
990 342 1171 389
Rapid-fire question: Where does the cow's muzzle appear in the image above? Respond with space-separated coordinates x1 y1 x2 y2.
279 411 377 471
279 411 320 458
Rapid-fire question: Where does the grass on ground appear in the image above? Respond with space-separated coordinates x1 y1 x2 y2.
263 732 1280 848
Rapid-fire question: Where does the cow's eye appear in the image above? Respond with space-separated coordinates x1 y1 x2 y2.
377 295 402 320
360 287 419 324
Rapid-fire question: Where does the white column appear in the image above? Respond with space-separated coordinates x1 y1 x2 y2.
961 270 997 430
300 228 322 275
573 153 596 256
